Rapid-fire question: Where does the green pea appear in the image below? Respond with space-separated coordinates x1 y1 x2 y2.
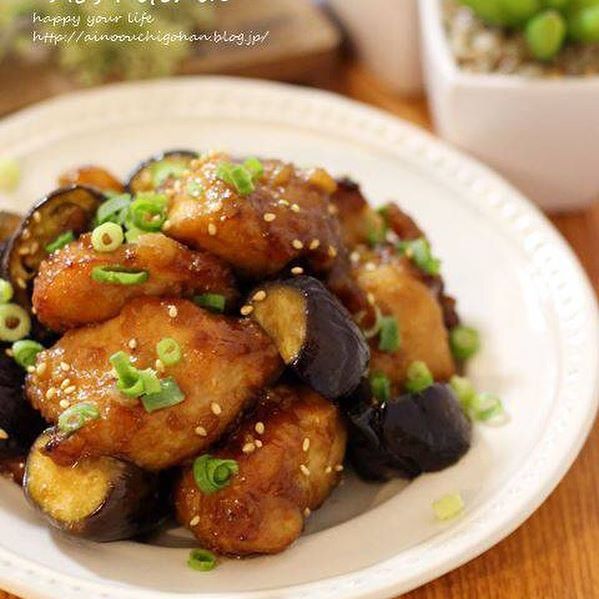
526 9 567 59
499 0 543 26
568 5 599 41
461 0 506 26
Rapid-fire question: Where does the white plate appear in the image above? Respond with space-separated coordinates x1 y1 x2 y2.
0 78 596 599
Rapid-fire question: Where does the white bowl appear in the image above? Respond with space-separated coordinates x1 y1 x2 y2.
420 0 599 211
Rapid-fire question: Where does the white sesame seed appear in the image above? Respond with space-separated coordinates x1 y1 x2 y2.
364 262 376 272
32 211 42 223
162 219 172 230
252 290 266 302
59 399 70 409
254 439 263 448
328 245 338 258
46 387 56 400
168 305 178 318
128 338 138 350
263 212 276 222
325 466 332 474
60 378 71 389
211 402 222 416
18 247 30 256
292 239 304 250
4 349 13 357
31 306 37 315
367 293 376 305
16 277 26 290
26 365 35 374
302 438 310 452
278 199 290 206
304 507 311 518
291 267 304 275
155 359 165 373
64 385 76 395
309 239 320 250
189 515 200 527
334 464 344 472
22 228 30 240
30 241 39 254
195 425 207 437
60 362 70 372
254 421 265 435
0 428 8 440
36 362 47 376
291 203 301 213
300 464 310 476
242 442 256 454
240 304 254 316
328 204 339 215
208 223 217 236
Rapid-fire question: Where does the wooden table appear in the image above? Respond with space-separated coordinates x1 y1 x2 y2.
0 62 597 599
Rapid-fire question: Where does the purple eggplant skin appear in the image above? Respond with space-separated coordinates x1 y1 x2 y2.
24 431 170 542
0 349 46 460
251 276 370 400
347 383 472 482
125 149 199 194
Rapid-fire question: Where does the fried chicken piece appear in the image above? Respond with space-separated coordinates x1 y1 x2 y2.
165 152 343 278
354 249 456 392
174 385 346 556
26 297 282 470
58 165 124 193
32 233 237 331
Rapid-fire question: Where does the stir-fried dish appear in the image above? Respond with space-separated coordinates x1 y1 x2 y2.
0 150 499 566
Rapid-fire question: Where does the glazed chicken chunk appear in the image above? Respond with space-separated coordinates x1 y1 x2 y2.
26 297 282 470
175 384 347 556
32 233 237 331
165 152 344 278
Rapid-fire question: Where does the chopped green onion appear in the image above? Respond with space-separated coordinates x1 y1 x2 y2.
58 402 100 434
193 293 226 313
243 157 264 180
91 222 124 253
141 377 185 413
216 162 255 196
366 212 388 247
470 392 506 424
449 325 480 361
138 368 162 395
370 372 391 403
109 351 161 398
45 231 74 253
0 157 21 192
125 227 145 243
433 492 464 521
96 194 131 226
11 339 44 369
405 361 433 393
378 315 401 353
449 375 477 412
0 279 13 304
186 180 204 198
397 237 441 276
193 454 239 495
156 337 182 366
361 304 383 339
151 160 189 187
92 266 149 286
128 193 167 232
187 548 217 572
0 303 31 342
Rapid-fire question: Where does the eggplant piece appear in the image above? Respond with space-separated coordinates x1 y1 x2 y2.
0 350 45 459
2 185 104 309
347 383 472 481
24 431 168 542
250 275 369 399
0 211 22 245
126 150 198 194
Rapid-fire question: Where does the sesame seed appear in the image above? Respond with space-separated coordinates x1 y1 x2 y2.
325 466 332 474
290 203 301 213
302 438 310 452
32 211 41 223
59 399 70 409
60 362 70 372
128 338 138 350
364 262 376 272
64 385 76 395
328 204 339 215
240 304 254 316
46 387 56 400
328 245 338 258
367 293 376 305
0 428 8 440
31 306 37 315
254 422 265 435
30 242 39 254
168 305 178 318
16 277 26 290
278 199 290 206
163 219 172 231
291 267 304 275
18 247 30 256
189 515 200 527
4 349 13 357
300 464 310 476
292 239 304 250
309 239 320 250
242 442 256 454
155 359 165 373
22 228 30 240
195 425 207 437
304 507 311 518
36 362 47 376
252 290 266 302
211 402 222 416
60 378 71 389
334 464 344 472
255 439 263 448
208 223 217 236
26 365 35 374
263 212 276 222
